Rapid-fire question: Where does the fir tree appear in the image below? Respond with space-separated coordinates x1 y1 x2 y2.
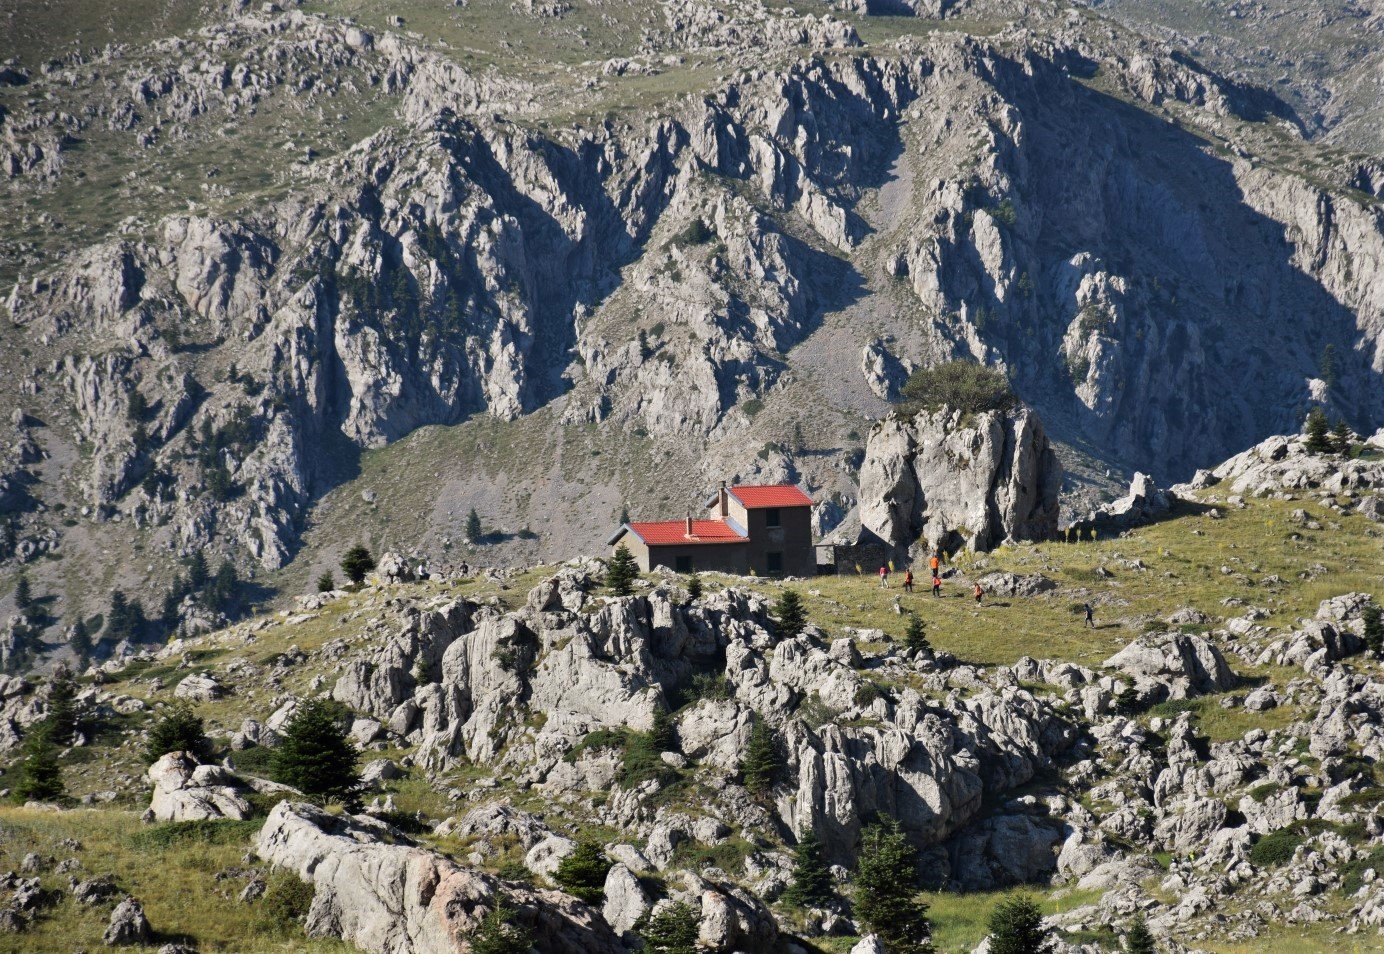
854 817 935 954
1124 916 1158 954
14 720 64 802
187 551 210 591
162 575 188 628
1363 604 1384 658
13 574 32 615
45 676 79 746
1319 343 1339 388
650 705 676 752
1304 407 1332 455
1330 418 1353 455
340 545 376 587
1115 684 1141 716
145 703 210 763
987 894 1052 954
640 900 700 954
106 590 142 643
619 504 630 525
466 508 484 544
465 899 535 954
774 589 807 639
0 517 16 561
270 699 360 802
207 559 238 611
553 841 613 904
316 572 336 593
903 614 931 654
685 574 703 603
741 716 783 796
70 618 92 664
782 829 834 909
606 545 639 597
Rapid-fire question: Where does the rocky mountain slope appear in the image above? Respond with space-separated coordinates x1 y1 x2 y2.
0 433 1380 952
1 0 1382 650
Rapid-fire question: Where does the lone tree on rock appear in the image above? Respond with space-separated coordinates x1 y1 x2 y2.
1124 916 1158 954
340 545 376 587
145 703 210 763
897 360 1016 416
640 900 700 954
854 816 934 954
606 545 639 597
987 893 1052 954
271 699 360 803
1304 407 1332 455
782 828 834 909
316 571 335 593
466 508 484 544
741 716 783 796
774 589 807 639
553 841 613 904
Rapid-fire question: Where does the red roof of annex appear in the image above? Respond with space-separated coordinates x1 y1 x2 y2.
626 519 748 546
728 484 813 508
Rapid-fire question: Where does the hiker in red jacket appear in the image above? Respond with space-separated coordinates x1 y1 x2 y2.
903 569 914 593
973 582 984 605
879 564 889 588
931 574 942 597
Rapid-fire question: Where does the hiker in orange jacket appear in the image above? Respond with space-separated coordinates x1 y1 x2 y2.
903 569 914 593
973 582 984 605
931 574 942 597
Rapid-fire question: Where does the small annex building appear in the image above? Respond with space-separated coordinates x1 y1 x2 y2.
608 482 815 577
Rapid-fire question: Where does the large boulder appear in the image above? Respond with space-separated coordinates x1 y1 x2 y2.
102 897 152 946
257 802 624 954
1103 633 1236 698
146 752 253 822
858 403 1062 555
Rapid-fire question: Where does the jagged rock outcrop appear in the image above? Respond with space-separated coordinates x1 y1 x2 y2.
256 801 625 954
858 402 1062 555
1208 433 1384 497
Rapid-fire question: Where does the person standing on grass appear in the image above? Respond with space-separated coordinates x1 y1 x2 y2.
930 552 940 575
1083 602 1095 628
973 582 983 605
932 573 942 597
903 568 914 593
879 565 889 588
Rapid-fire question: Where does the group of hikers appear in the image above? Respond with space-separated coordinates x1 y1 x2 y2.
874 553 1099 627
876 552 984 604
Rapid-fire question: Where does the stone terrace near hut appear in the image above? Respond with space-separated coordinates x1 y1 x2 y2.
609 482 815 576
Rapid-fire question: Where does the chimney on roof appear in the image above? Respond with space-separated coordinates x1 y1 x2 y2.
718 481 728 518
685 511 694 537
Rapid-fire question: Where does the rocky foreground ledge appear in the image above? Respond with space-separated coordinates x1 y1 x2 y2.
257 801 625 954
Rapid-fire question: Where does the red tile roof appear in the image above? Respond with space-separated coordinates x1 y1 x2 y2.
728 484 813 508
627 519 748 546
